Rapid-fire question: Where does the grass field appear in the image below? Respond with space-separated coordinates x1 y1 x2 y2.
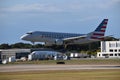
0 69 120 80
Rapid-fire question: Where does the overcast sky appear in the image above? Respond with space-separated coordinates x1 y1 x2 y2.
0 0 120 44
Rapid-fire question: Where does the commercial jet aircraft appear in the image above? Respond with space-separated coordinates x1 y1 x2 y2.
21 19 108 46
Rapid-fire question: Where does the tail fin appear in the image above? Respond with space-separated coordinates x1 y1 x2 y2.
90 19 108 40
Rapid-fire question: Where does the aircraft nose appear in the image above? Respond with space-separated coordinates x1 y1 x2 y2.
20 35 25 40
20 34 28 40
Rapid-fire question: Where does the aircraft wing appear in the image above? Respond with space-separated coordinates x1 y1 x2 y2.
101 35 115 40
96 35 113 39
63 35 87 41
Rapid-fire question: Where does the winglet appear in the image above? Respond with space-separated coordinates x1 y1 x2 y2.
90 19 108 40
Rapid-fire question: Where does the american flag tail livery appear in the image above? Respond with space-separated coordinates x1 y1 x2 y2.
90 19 108 40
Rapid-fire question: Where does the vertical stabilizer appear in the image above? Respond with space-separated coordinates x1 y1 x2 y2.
90 19 108 40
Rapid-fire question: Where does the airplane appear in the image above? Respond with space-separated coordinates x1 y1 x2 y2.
21 19 108 46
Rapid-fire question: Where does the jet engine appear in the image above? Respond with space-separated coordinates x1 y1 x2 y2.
55 39 64 45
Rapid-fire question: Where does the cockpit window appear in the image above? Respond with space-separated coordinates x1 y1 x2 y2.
26 32 32 35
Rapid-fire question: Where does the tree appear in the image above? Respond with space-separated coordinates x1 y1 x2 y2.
11 42 32 48
0 43 11 49
34 44 44 48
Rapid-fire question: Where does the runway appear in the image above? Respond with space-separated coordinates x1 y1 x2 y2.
0 64 120 72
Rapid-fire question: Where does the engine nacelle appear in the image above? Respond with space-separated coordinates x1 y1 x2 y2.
44 39 64 46
45 42 54 46
55 39 64 45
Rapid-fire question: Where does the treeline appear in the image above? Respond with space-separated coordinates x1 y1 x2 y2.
0 37 118 52
0 43 44 49
0 42 100 51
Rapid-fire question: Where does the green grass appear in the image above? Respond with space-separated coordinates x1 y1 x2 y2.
7 59 120 65
0 69 120 80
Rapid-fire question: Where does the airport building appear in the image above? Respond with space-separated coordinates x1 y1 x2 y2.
97 41 120 58
0 49 31 60
0 48 54 60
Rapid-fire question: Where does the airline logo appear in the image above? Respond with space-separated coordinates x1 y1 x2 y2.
91 19 108 40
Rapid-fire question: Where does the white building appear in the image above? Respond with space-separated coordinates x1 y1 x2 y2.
28 51 67 60
97 41 120 58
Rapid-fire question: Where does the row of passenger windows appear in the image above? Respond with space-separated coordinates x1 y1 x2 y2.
41 33 80 38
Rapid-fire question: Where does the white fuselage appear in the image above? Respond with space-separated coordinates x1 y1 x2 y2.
21 31 95 45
